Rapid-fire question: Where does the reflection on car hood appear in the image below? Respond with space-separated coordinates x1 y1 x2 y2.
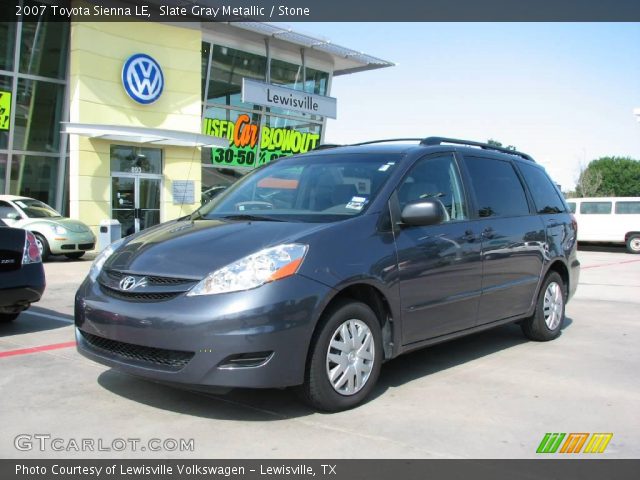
55 218 92 233
105 219 330 279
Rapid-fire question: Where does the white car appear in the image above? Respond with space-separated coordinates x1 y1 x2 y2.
0 195 96 260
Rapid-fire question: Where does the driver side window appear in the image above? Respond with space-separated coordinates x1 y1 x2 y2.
398 154 467 221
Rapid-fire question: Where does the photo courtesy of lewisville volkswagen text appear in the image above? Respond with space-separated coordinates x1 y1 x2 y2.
1 0 640 478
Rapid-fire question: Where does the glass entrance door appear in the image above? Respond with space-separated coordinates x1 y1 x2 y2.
112 175 161 236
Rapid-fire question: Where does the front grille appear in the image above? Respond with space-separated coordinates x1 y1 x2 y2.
80 331 194 370
99 285 181 302
104 269 193 286
79 243 95 250
61 244 75 250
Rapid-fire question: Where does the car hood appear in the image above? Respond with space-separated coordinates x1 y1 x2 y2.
105 218 331 279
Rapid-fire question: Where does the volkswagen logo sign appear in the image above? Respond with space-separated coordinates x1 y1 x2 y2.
119 276 147 291
122 53 164 104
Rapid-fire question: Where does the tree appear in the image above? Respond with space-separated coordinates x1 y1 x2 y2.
487 139 517 151
575 157 640 197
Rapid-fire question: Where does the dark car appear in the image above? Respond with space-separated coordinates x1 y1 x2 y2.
0 219 46 322
75 137 580 411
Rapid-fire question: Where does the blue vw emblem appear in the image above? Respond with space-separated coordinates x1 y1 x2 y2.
122 53 164 104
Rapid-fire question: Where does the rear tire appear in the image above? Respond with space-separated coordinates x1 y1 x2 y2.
521 272 566 342
298 300 383 412
34 233 50 261
626 234 640 254
65 252 85 260
0 313 20 323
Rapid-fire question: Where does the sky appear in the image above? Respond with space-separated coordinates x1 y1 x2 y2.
292 23 640 190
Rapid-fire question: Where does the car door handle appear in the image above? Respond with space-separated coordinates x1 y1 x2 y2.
482 227 495 239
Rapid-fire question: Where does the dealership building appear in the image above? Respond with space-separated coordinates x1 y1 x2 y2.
0 13 391 236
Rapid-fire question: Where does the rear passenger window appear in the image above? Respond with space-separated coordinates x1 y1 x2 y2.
567 202 576 213
580 202 612 214
465 157 530 217
518 163 566 214
615 201 640 214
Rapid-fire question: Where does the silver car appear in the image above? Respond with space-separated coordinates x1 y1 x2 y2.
0 195 95 260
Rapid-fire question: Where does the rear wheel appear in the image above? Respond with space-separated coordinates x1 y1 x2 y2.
65 252 85 260
521 272 565 341
299 300 383 412
0 313 20 323
626 234 640 254
34 233 50 261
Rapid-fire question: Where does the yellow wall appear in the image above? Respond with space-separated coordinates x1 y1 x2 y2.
68 19 202 235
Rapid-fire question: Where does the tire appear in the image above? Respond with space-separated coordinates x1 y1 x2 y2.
626 234 640 254
521 272 566 342
65 252 85 260
298 300 383 412
34 233 50 261
0 313 20 323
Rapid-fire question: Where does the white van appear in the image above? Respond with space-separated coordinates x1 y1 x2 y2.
566 197 640 253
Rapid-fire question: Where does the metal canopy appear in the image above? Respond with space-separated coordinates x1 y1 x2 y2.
62 123 227 148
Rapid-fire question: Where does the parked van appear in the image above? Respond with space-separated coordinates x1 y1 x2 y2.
566 197 640 254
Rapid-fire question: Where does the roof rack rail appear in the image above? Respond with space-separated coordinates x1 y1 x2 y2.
421 137 534 162
350 138 424 146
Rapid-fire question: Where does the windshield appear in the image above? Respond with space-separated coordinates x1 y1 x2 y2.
198 153 401 223
14 199 62 218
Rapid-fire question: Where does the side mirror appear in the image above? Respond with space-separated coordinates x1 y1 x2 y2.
400 199 447 227
6 212 20 220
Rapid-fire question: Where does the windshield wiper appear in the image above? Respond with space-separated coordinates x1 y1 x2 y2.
221 214 284 222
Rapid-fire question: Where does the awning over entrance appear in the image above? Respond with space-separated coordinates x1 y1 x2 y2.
62 123 227 148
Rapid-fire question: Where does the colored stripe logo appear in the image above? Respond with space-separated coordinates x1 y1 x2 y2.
537 433 613 454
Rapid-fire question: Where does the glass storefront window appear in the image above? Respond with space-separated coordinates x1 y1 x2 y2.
305 66 329 96
203 107 262 169
19 20 69 79
207 45 266 109
259 115 321 165
270 58 303 90
0 75 12 150
110 145 162 174
0 22 16 71
13 78 64 153
0 153 7 194
9 155 58 205
201 42 210 102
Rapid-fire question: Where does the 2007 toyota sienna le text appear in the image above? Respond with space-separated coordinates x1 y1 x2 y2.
75 137 580 411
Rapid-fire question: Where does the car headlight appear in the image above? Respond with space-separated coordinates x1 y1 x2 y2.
187 243 308 296
53 225 67 235
88 238 125 282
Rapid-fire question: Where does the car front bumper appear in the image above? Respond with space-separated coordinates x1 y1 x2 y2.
48 231 96 255
75 274 333 389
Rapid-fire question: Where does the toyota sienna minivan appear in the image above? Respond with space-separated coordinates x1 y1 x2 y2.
75 137 579 411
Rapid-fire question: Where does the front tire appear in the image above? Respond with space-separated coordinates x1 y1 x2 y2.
299 300 383 412
34 233 50 261
521 272 566 341
0 313 20 323
626 234 640 254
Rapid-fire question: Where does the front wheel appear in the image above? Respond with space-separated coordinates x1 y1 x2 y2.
626 234 640 254
299 300 383 412
0 313 20 323
34 233 50 261
521 272 566 341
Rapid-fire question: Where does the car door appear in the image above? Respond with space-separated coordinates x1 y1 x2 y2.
462 155 545 324
394 153 483 345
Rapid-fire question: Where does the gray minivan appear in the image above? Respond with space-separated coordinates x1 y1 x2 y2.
75 137 579 411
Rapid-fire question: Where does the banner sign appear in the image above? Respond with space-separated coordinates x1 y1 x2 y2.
0 90 11 131
242 79 337 119
202 114 321 168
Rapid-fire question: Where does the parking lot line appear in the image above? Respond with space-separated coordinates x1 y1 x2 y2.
0 341 76 359
581 258 640 270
